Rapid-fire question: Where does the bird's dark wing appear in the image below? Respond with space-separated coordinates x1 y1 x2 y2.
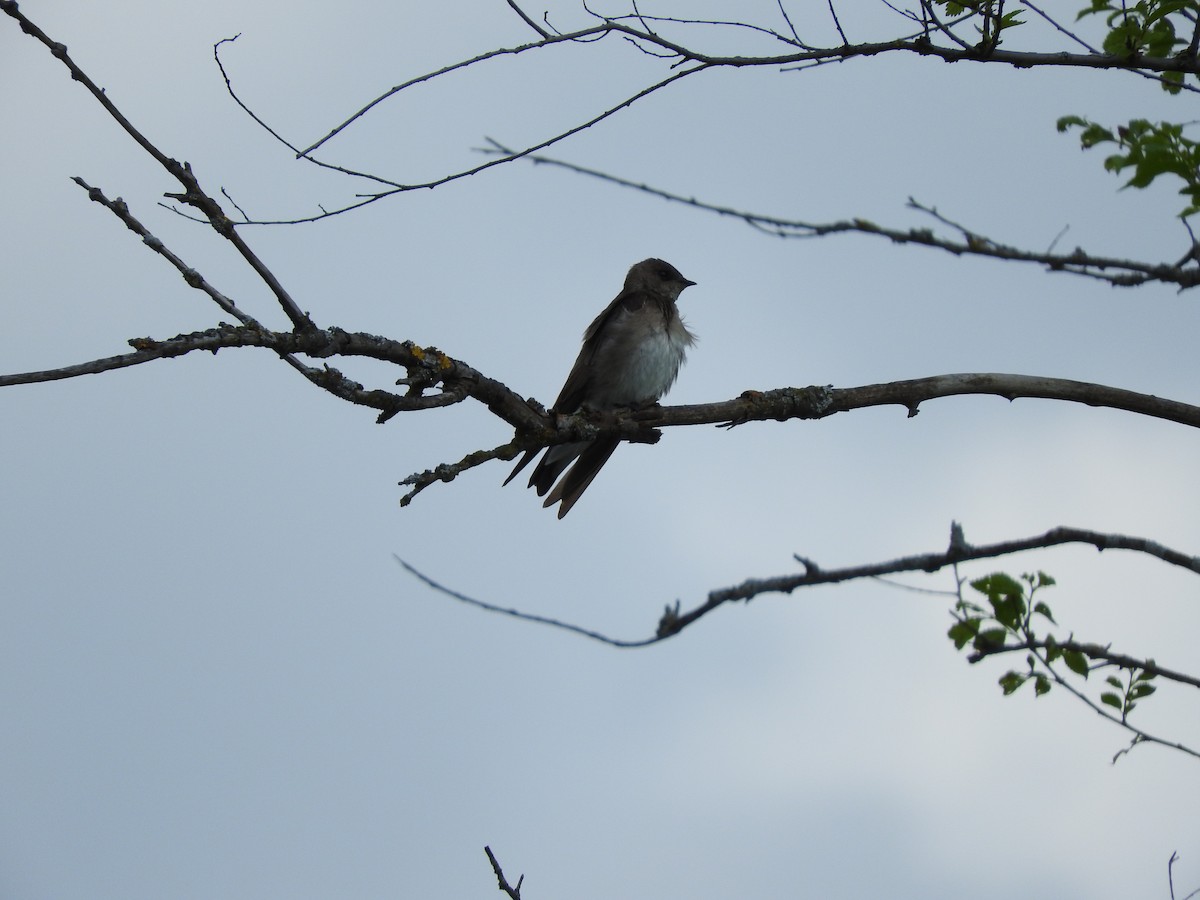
552 286 648 413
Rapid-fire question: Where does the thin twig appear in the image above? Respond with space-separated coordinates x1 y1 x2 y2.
214 45 713 224
197 7 1200 222
1021 638 1200 761
72 178 263 328
825 0 848 44
504 0 549 38
397 556 631 646
1022 0 1100 54
484 846 524 900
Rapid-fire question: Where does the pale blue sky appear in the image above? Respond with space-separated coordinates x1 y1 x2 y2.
3 3 1199 898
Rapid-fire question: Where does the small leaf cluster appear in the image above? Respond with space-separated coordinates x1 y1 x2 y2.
1057 116 1200 216
1077 0 1192 64
931 1 1025 47
948 571 1059 697
948 571 1161 727
1101 667 1158 719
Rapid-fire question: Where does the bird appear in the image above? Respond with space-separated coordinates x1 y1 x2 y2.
505 258 697 517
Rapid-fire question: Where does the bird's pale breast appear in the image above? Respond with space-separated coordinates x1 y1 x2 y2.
589 309 693 407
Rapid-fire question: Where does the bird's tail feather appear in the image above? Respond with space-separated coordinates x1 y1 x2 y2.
502 448 540 487
544 437 620 518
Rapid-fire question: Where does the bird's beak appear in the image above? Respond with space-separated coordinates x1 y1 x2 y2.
682 278 697 288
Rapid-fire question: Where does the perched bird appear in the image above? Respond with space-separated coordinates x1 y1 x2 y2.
505 258 697 517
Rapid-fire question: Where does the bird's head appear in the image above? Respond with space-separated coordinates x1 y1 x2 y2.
625 258 696 300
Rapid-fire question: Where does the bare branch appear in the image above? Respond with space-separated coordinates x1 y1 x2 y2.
194 6 1200 223
824 0 847 44
1 3 316 332
398 556 627 645
1021 0 1100 54
620 375 1200 432
0 348 167 386
504 0 549 38
401 526 1200 648
1168 852 1200 900
291 22 692 160
392 374 1200 502
596 10 807 49
484 846 524 900
919 0 974 51
481 143 1200 289
1 325 545 429
399 439 526 507
72 178 263 328
213 35 711 223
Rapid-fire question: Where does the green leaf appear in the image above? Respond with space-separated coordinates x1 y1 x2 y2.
991 593 1024 630
1080 123 1116 148
1034 675 1052 696
1102 22 1141 57
974 628 1009 651
1077 0 1115 21
1000 671 1026 695
1144 0 1192 27
948 620 979 650
971 573 1023 599
1063 649 1090 678
1105 675 1123 689
1100 692 1123 709
1127 145 1179 187
1033 601 1056 624
1162 71 1185 94
1104 153 1131 173
1130 683 1157 700
971 573 1026 628
955 599 986 616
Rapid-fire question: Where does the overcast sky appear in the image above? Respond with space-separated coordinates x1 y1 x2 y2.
3 2 1199 898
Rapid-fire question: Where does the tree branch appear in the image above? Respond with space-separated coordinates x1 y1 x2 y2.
479 142 1200 290
504 0 549 39
484 846 524 899
7 319 1198 496
969 638 1200 690
400 525 1200 647
397 373 1200 502
72 178 264 328
198 6 1200 222
1016 635 1200 762
0 325 545 429
1 1 316 331
212 35 713 223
